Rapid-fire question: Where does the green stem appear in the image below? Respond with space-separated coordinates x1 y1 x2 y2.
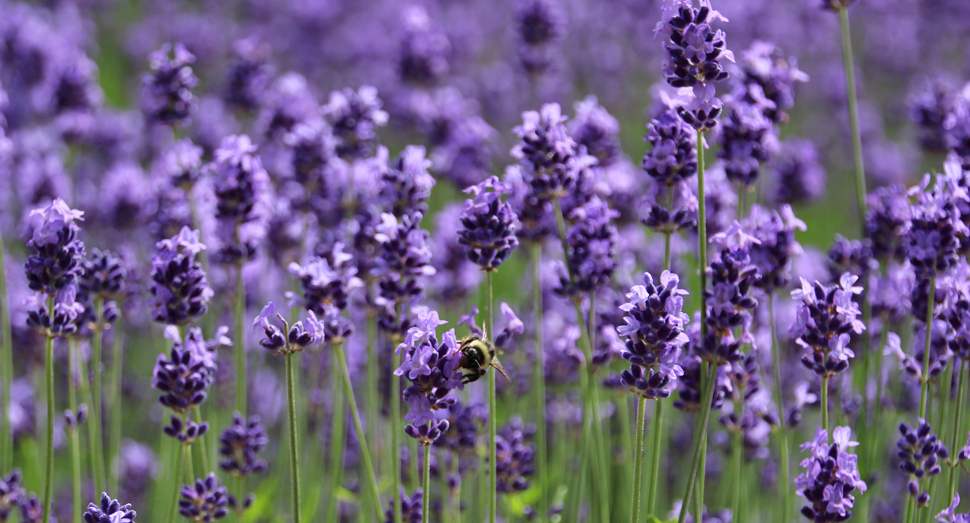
731 410 743 522
422 440 432 523
78 336 106 493
768 294 791 522
691 129 710 523
326 352 347 523
69 340 82 519
391 332 403 523
285 353 302 523
486 270 497 523
41 296 55 523
235 267 247 415
630 397 648 523
366 315 380 474
838 5 867 230
0 233 14 470
168 440 185 523
822 377 829 435
919 277 936 420
676 362 717 523
108 319 124 494
334 342 383 521
531 243 548 522
646 399 665 518
93 297 104 437
948 360 967 500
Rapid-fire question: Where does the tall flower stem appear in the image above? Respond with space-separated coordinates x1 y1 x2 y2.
552 196 610 522
78 335 106 493
630 396 648 523
422 437 432 523
838 5 867 229
531 243 548 522
326 351 347 523
235 266 247 415
108 320 125 494
486 270 497 523
69 339 82 518
334 342 383 521
676 362 717 523
919 277 936 420
731 401 743 522
391 319 404 523
768 294 790 521
92 297 104 433
366 314 380 471
0 234 13 469
167 439 185 523
285 351 302 523
948 360 967 500
821 377 829 435
41 297 55 523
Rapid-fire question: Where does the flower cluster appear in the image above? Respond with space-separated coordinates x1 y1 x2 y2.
718 99 777 189
0 469 24 521
701 223 761 363
218 413 268 478
79 248 127 326
381 145 436 218
495 417 536 493
224 37 273 111
148 227 213 326
25 198 86 294
511 103 594 200
458 176 520 272
790 273 866 378
395 308 461 445
209 135 270 265
937 494 970 523
570 96 622 167
25 285 85 337
826 235 875 282
642 108 697 187
323 86 388 160
151 326 223 414
516 0 565 74
641 179 698 235
745 204 805 293
657 0 734 130
735 40 808 124
178 474 229 522
140 43 197 126
253 302 325 355
897 419 947 506
385 488 422 523
555 197 618 297
289 243 364 315
795 427 867 521
373 212 436 338
398 6 450 86
865 184 911 263
617 270 690 399
767 138 826 206
82 493 136 523
905 170 968 279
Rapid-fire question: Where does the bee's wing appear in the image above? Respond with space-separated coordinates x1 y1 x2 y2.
490 357 512 382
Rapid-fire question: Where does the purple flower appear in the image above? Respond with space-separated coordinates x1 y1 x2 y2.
324 86 388 160
790 273 865 378
908 76 957 154
570 96 621 167
796 426 867 522
373 212 436 338
140 43 197 126
897 419 948 507
224 37 272 111
82 493 136 523
458 175 520 272
398 6 450 86
618 270 690 399
767 138 826 206
643 107 697 187
717 99 777 188
25 199 86 295
555 197 618 297
735 41 808 124
495 417 536 493
905 171 969 278
178 473 229 522
865 184 911 263
218 413 268 477
288 243 363 315
641 180 698 235
151 328 218 414
744 204 805 292
428 203 482 304
254 301 325 354
512 103 595 200
516 0 565 73
208 135 271 265
148 227 213 326
385 487 422 523
937 494 970 523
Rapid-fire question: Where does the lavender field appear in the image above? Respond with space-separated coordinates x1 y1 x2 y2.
2 0 970 522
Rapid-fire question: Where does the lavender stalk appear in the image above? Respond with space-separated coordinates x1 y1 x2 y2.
531 243 548 522
837 5 867 227
0 233 12 470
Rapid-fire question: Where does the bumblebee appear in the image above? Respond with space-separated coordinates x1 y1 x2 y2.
456 333 511 384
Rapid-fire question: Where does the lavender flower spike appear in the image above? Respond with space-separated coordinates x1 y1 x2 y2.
458 176 520 272
148 227 213 326
83 493 136 523
795 426 867 521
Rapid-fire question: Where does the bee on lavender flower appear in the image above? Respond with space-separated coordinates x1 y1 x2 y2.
456 330 511 385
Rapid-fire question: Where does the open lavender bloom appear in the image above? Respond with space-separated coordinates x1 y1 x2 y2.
865 184 911 263
718 99 777 189
641 180 698 235
218 413 268 477
79 248 127 326
148 227 213 326
398 6 450 87
555 197 617 298
642 107 697 187
224 37 272 111
495 416 536 493
82 493 136 523
373 212 436 338
385 487 422 523
897 419 947 506
701 222 761 363
154 139 204 191
795 426 867 521
937 494 970 523
657 0 734 130
905 170 968 279
141 43 197 126
25 198 85 294
826 235 876 283
736 41 808 124
745 204 805 293
570 96 622 167
324 86 388 160
767 139 826 206
152 326 225 416
790 273 866 378
395 307 461 445
908 76 957 154
381 145 436 218
25 284 85 336
0 469 24 519
512 103 594 200
178 474 229 522
253 301 325 355
617 270 690 399
720 353 773 455
209 135 270 265
289 242 364 315
458 176 520 272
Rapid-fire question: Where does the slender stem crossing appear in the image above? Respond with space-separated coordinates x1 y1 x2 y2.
486 270 497 523
838 5 867 231
285 352 302 523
